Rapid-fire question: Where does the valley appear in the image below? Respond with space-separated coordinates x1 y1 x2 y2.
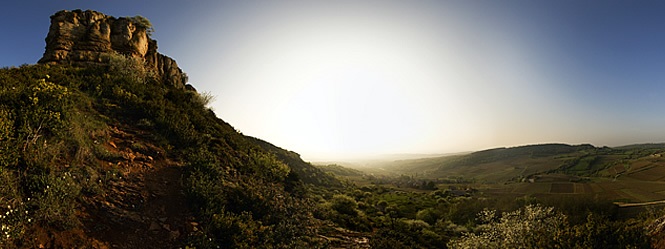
2 8 665 248
323 143 665 203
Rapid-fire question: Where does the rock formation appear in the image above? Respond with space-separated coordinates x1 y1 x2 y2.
38 9 187 89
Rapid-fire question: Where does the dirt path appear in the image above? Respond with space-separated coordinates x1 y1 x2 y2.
615 199 665 208
81 127 194 248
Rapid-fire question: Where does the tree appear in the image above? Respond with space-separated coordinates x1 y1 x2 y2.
127 15 154 36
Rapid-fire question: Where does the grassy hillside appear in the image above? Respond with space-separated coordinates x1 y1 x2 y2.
1 61 662 248
2 58 664 249
316 164 365 177
374 144 593 182
246 136 341 188
351 143 665 204
0 61 342 248
378 144 612 179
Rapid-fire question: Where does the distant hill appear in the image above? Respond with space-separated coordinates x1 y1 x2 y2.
465 143 594 161
315 164 366 177
372 143 663 183
4 9 665 249
614 143 665 150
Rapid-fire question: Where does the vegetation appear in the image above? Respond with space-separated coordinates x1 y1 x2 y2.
449 204 650 248
3 25 665 247
316 164 365 177
0 56 337 248
312 146 665 248
127 15 154 36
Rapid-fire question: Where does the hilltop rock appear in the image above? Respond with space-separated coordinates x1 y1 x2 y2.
38 9 187 89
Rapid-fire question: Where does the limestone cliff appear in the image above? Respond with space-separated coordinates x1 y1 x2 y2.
38 9 187 89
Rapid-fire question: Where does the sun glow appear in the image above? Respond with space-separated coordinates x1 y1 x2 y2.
197 2 556 161
168 1 665 162
199 3 491 160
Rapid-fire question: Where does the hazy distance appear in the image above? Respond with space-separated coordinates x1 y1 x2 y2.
3 1 665 161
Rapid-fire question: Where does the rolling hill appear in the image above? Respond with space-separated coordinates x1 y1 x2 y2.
356 143 665 203
3 9 665 249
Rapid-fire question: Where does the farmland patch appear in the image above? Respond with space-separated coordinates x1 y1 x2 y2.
550 183 575 193
626 166 665 181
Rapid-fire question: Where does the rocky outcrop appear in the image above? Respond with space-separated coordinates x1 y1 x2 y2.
38 9 187 88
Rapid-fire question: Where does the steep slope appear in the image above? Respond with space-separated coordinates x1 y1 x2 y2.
0 10 339 248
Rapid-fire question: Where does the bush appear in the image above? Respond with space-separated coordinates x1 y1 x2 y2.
449 205 568 249
193 91 215 109
185 148 320 248
370 219 446 249
247 150 290 181
20 78 72 143
107 53 153 82
31 172 82 229
416 208 439 225
330 194 358 216
126 16 154 36
0 197 31 247
0 106 18 168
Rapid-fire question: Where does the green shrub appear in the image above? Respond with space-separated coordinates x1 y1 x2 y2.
330 194 358 216
0 196 31 247
126 16 154 36
416 208 439 225
193 91 216 109
0 58 330 248
32 172 82 229
105 53 154 84
448 205 568 249
0 106 18 168
370 219 447 249
247 150 290 181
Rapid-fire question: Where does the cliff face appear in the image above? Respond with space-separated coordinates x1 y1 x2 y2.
38 9 187 89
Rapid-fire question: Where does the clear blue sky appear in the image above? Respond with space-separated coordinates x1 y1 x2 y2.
3 1 665 161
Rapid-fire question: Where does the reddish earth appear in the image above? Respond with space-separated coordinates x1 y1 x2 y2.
25 125 196 249
81 126 195 249
19 125 369 248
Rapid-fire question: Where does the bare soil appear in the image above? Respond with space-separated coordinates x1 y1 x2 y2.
79 126 194 249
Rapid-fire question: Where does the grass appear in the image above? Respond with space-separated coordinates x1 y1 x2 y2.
2 61 665 247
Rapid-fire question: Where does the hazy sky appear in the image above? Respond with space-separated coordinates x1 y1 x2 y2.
3 1 665 161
